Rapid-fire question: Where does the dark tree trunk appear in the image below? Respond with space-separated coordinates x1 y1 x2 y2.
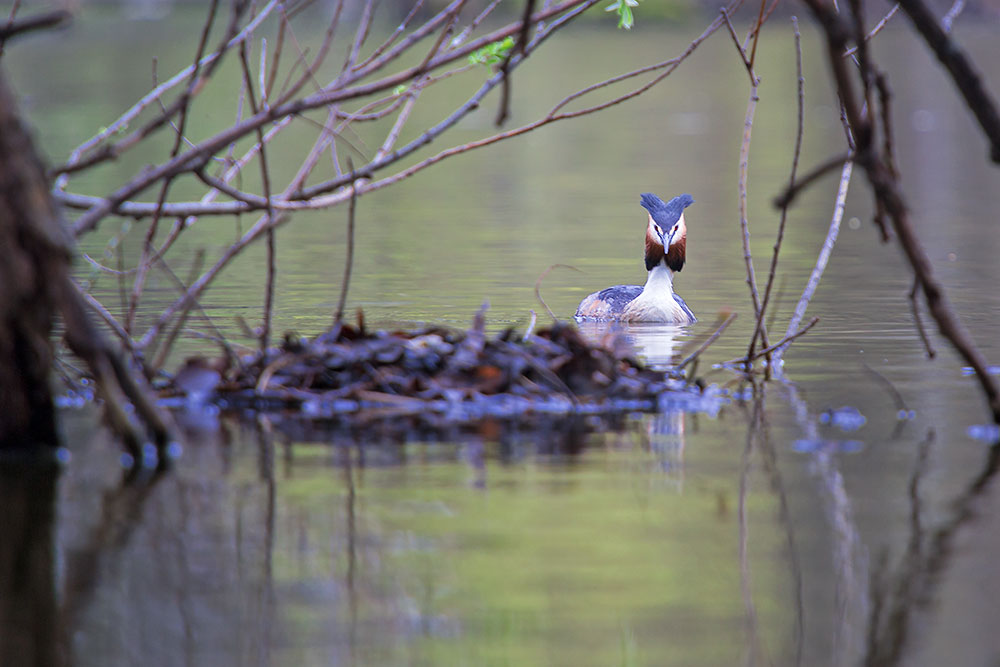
0 463 62 667
0 69 73 450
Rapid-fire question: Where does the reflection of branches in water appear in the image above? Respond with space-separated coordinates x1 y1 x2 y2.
779 377 868 666
864 436 1000 667
737 383 806 667
252 417 277 662
58 472 166 652
738 387 764 666
338 443 360 665
755 402 806 666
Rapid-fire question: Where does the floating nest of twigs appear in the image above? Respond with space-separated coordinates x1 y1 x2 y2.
162 308 716 422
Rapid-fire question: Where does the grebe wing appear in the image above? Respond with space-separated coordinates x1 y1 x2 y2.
672 293 696 323
576 285 642 319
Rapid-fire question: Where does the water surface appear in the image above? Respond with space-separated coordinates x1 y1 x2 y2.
4 6 1000 666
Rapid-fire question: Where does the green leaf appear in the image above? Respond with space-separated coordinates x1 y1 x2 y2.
605 0 639 29
468 35 517 66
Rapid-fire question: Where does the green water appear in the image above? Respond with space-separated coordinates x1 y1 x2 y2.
4 4 1000 666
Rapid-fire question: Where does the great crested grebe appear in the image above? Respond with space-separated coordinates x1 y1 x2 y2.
575 192 696 324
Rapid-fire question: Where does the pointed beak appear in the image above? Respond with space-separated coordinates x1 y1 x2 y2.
658 223 678 248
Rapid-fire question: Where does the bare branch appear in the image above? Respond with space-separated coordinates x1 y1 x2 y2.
940 0 966 32
909 278 936 359
844 4 899 57
496 0 538 126
342 0 376 73
0 9 69 42
721 8 755 84
801 0 1000 421
68 0 599 237
773 151 852 209
238 40 279 356
534 264 581 321
748 0 768 69
353 0 426 71
895 0 1000 162
54 0 269 179
678 312 738 370
125 0 223 334
736 67 765 358
775 159 853 363
751 317 819 363
749 16 805 365
333 172 357 326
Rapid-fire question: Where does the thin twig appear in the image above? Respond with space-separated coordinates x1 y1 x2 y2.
125 0 222 334
333 170 357 326
151 249 206 371
352 0 426 71
844 4 899 57
523 310 538 340
895 0 1000 162
73 279 132 347
264 7 288 101
678 312 738 370
773 152 852 209
748 16 805 369
274 0 346 103
908 277 936 359
57 2 255 182
69 0 599 236
721 8 754 83
750 317 818 362
496 0 537 126
54 1 280 181
733 48 766 362
238 40 280 357
940 0 966 32
775 159 852 363
342 0 376 73
534 263 580 321
748 0 768 69
0 8 69 42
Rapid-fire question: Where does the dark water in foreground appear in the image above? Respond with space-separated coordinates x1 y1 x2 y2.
4 6 1000 666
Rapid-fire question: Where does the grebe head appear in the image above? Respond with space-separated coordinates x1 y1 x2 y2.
640 193 693 272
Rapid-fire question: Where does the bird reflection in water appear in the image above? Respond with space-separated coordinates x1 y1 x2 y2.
577 319 690 486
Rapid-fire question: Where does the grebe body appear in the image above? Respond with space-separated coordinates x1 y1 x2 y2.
575 193 696 324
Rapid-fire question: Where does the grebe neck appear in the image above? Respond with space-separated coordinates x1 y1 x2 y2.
642 263 676 294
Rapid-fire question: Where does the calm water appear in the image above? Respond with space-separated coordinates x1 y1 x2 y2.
4 4 1000 666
